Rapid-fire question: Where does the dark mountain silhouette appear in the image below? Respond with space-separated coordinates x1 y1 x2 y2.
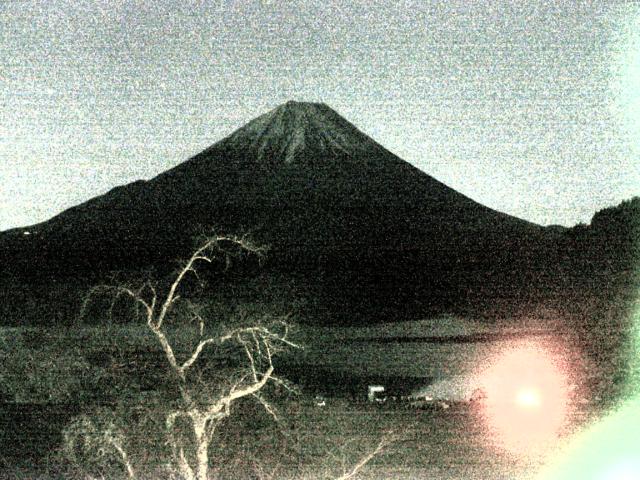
0 101 631 325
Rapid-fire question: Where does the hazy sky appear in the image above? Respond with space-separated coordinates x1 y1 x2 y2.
1 0 639 230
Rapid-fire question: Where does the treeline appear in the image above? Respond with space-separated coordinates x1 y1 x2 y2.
552 197 639 399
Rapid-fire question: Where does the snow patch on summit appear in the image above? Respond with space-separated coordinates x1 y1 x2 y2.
223 101 377 164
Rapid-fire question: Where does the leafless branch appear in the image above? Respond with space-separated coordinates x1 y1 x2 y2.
239 336 258 382
252 393 280 424
179 338 217 373
334 435 393 480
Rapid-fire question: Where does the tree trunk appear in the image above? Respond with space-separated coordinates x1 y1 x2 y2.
194 416 210 480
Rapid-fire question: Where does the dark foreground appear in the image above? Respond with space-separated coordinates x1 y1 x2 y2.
0 319 632 479
0 396 605 480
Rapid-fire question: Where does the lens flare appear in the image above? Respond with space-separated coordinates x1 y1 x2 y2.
603 459 640 480
479 340 569 454
516 387 542 408
537 397 640 480
537 305 640 480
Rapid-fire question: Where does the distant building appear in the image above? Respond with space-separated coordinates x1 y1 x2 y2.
367 385 386 403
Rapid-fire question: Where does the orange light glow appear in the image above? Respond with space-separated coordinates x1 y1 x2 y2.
479 340 569 454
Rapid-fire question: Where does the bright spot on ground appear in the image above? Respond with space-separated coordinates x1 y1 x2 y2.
479 340 569 454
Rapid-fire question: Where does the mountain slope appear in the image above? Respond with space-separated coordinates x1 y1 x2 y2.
0 101 556 323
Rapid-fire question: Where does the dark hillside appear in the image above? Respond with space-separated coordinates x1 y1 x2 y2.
0 102 632 325
548 197 640 394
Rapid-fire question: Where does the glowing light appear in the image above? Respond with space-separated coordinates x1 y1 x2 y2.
536 305 640 479
537 397 640 480
516 388 541 408
479 340 569 454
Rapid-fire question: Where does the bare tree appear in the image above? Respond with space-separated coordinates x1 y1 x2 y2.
72 234 393 480
76 235 299 480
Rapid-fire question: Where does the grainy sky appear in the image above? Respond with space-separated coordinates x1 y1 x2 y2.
1 0 638 230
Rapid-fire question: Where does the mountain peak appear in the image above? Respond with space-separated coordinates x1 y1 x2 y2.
222 101 376 164
278 100 329 111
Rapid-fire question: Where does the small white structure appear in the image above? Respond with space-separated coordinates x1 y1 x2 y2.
367 385 386 403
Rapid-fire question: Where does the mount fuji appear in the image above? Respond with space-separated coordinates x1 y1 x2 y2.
0 101 560 323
